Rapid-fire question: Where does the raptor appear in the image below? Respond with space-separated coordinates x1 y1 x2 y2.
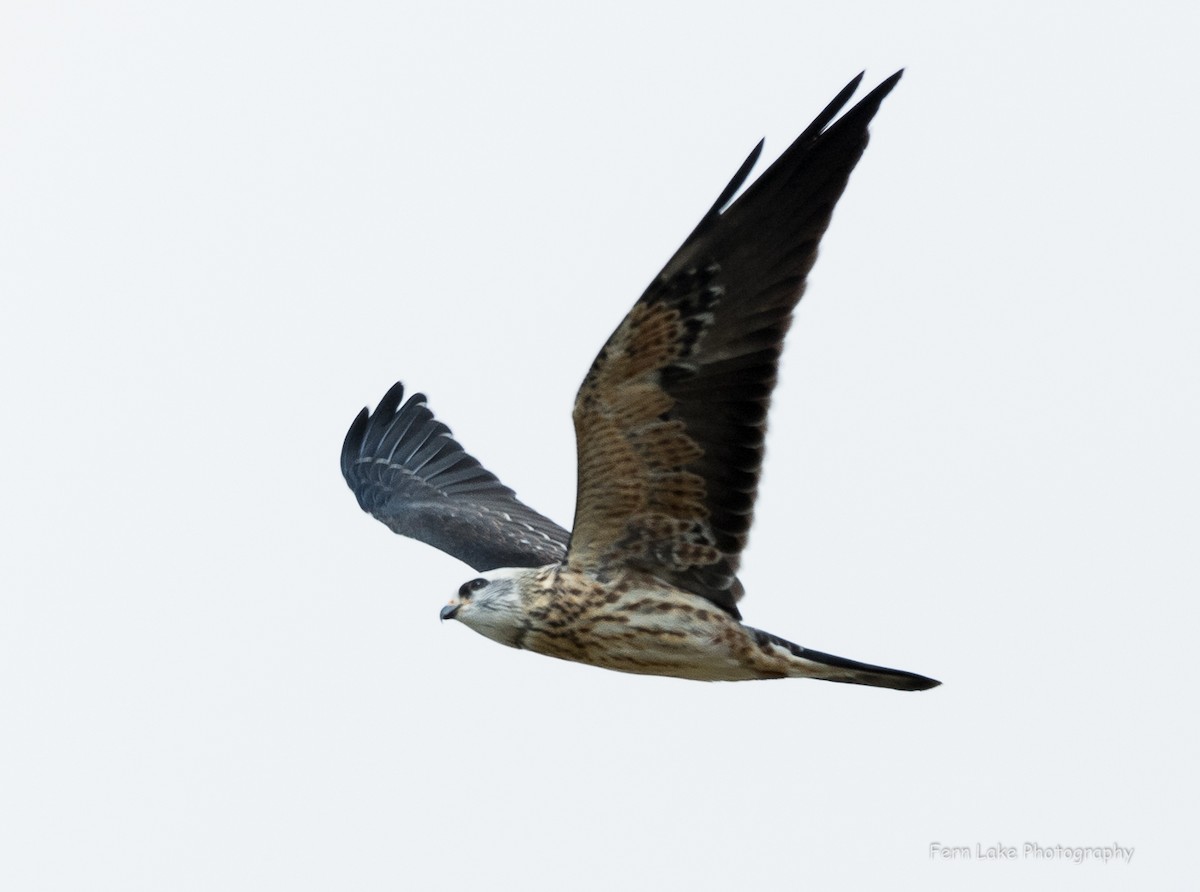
343 71 939 690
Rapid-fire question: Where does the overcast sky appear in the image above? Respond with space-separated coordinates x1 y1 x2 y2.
2 2 1196 889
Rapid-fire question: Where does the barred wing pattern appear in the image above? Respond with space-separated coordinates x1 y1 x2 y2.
567 72 902 618
342 382 569 572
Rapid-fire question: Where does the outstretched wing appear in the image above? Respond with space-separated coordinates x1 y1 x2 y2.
342 382 568 572
567 71 902 618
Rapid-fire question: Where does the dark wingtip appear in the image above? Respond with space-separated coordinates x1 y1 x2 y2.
718 139 765 211
818 69 903 132
844 69 904 123
869 68 904 102
799 71 867 140
702 138 765 224
374 381 409 424
340 406 371 481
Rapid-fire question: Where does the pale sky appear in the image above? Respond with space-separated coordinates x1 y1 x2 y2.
2 2 1196 890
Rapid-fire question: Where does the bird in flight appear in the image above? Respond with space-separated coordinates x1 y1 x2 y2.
343 71 939 691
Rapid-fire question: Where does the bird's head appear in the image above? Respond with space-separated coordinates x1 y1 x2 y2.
439 567 533 648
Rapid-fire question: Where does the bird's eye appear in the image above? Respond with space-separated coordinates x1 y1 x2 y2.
459 578 488 599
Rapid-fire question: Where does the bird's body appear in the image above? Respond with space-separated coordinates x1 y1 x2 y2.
444 566 936 689
343 70 940 692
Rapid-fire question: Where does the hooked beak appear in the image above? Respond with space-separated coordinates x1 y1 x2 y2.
440 602 460 622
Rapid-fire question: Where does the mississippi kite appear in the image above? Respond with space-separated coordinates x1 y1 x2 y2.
343 71 939 690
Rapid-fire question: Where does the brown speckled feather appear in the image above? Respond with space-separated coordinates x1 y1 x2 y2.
567 71 902 618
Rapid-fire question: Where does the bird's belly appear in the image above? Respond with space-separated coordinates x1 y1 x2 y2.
523 587 782 682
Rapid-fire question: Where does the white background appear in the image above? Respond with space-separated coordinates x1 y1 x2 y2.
2 2 1196 889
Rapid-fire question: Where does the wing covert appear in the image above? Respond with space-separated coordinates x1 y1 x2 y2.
342 382 568 572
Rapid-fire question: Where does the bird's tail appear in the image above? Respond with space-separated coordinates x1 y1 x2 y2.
747 627 940 691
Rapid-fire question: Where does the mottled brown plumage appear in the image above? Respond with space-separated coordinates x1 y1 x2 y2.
348 71 940 691
445 565 936 688
567 72 904 619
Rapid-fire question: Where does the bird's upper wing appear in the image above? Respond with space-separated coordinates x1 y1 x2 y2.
342 382 569 572
566 71 902 618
